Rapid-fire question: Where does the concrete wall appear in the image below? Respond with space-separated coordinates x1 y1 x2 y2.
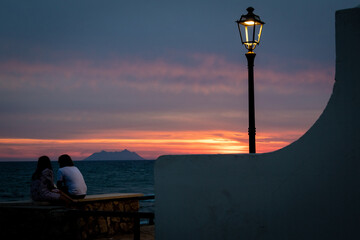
155 7 360 240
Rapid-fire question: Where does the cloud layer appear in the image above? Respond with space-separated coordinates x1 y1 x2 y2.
1 0 352 160
0 52 333 159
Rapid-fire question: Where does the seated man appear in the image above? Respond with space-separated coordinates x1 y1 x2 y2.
57 154 87 199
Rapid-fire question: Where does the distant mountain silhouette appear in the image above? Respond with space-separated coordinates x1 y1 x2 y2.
83 149 145 161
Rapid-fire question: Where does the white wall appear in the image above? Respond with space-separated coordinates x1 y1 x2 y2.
155 7 360 240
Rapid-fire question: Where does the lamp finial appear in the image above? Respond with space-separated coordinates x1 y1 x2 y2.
247 7 254 13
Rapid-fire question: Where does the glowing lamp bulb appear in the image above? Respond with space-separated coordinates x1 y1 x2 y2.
244 21 255 25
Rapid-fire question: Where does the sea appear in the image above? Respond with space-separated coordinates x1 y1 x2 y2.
0 160 155 208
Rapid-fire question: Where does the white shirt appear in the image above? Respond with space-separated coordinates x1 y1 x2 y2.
57 166 87 195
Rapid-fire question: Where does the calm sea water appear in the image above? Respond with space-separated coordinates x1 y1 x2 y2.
0 160 155 202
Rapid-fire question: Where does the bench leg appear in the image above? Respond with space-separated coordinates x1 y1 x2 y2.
134 216 140 240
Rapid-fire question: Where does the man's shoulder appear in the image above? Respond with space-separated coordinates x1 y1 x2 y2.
59 166 79 173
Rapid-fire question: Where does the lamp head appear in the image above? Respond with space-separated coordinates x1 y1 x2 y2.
236 7 265 52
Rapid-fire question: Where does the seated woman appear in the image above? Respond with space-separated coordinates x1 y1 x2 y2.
31 156 71 202
57 154 87 199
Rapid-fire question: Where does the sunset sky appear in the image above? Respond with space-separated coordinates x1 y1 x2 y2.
0 0 359 160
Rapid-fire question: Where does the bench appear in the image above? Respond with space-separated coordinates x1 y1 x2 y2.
0 193 154 240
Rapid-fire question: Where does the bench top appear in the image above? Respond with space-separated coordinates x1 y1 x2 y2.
0 193 145 206
73 193 144 202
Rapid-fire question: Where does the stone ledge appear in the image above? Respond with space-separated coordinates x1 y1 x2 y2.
0 193 145 240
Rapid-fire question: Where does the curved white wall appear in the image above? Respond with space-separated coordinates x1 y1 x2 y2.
155 7 360 240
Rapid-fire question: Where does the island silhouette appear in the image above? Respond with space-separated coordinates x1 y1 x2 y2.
83 149 145 161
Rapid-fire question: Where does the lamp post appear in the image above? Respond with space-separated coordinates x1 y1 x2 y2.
236 7 265 154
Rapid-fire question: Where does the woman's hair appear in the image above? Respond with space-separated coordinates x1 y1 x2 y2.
58 154 74 168
32 156 52 180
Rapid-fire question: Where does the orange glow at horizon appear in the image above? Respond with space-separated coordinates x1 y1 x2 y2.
0 130 302 160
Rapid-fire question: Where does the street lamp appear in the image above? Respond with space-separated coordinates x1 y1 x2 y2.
236 7 265 154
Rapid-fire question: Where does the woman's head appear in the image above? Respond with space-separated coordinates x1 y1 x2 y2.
58 154 74 168
32 155 52 180
37 156 52 171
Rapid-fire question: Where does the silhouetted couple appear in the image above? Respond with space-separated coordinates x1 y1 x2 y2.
30 154 87 203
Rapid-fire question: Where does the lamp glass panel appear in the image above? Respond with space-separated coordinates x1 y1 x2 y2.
257 24 263 43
